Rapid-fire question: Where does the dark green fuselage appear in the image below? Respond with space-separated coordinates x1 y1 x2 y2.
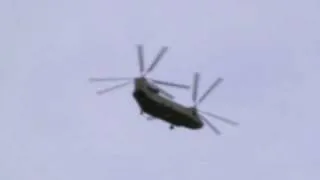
132 78 203 129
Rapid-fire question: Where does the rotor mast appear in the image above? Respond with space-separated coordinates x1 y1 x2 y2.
89 44 190 99
190 72 239 135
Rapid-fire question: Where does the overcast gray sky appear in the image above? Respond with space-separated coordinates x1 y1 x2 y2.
1 0 320 179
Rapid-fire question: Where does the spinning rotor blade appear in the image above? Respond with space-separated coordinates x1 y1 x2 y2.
200 110 239 126
151 83 175 99
192 72 200 104
137 44 145 75
158 88 174 99
89 77 133 82
151 79 190 89
197 77 223 105
96 81 132 95
145 46 168 74
199 114 221 135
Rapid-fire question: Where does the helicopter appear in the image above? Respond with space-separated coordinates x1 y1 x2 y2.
89 45 238 135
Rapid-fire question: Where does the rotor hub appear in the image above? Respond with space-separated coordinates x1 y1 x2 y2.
190 107 198 116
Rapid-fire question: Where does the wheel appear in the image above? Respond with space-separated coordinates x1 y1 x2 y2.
170 125 174 130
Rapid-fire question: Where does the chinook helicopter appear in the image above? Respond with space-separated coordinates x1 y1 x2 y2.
89 45 238 135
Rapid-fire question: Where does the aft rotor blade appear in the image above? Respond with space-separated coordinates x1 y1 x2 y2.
192 72 200 104
145 46 168 74
151 79 190 89
200 110 239 126
197 77 223 105
137 44 144 75
199 114 221 135
89 77 133 82
96 81 132 95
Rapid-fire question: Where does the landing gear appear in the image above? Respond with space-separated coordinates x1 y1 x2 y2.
140 109 143 115
170 125 174 130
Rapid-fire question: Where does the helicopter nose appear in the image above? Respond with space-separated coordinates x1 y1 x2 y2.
193 117 204 129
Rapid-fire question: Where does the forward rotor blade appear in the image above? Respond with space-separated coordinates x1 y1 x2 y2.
197 77 223 105
200 110 239 126
151 83 175 99
89 77 133 82
145 46 168 74
137 44 144 75
157 86 175 99
158 88 174 99
192 72 200 104
151 79 190 89
96 81 132 95
199 114 221 135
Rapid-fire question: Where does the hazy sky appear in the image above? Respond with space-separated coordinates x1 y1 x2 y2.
1 0 320 179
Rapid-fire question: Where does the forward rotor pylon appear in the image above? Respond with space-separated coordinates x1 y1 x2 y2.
89 45 190 98
190 72 239 135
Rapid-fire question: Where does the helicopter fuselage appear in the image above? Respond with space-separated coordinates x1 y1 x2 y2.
90 45 237 135
132 78 203 129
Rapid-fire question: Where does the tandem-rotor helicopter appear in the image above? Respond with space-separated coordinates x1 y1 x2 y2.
89 45 238 135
